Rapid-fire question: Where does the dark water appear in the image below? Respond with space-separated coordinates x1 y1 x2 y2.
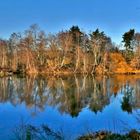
0 75 140 139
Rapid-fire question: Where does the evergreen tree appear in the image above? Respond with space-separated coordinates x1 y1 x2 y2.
122 29 135 62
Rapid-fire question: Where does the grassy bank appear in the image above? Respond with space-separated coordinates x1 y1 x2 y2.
78 130 140 140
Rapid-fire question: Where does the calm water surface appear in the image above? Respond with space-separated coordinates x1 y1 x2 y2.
0 75 140 139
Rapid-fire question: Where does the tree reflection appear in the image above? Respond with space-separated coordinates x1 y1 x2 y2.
121 85 134 113
0 75 140 116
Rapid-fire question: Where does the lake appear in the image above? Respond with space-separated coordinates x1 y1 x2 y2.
0 75 140 139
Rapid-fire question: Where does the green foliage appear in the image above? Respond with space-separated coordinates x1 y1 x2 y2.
122 29 135 51
69 25 83 46
89 29 111 48
122 29 135 62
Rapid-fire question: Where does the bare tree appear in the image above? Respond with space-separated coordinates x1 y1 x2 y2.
9 32 21 71
58 31 73 68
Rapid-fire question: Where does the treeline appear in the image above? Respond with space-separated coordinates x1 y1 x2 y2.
0 24 140 75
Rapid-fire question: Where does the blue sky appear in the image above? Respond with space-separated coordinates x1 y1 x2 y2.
0 0 140 43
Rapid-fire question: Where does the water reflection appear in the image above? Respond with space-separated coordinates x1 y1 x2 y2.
0 75 140 139
0 75 110 116
121 86 134 113
0 75 140 116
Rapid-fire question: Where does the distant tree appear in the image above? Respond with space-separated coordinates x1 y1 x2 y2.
58 31 73 67
89 29 111 73
20 24 43 73
9 32 21 71
46 34 60 69
37 31 47 66
69 26 84 72
130 32 140 69
22 24 47 73
24 24 40 50
0 39 8 68
122 29 135 62
69 25 83 47
134 33 140 48
81 33 89 73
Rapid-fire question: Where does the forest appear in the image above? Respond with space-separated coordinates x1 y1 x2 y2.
0 24 140 75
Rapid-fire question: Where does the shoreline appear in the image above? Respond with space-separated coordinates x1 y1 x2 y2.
2 69 140 77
